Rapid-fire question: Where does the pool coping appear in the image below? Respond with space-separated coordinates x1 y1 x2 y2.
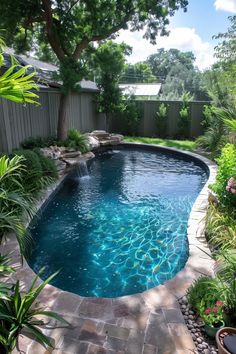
1 143 217 353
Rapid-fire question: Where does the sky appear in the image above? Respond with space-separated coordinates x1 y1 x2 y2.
115 0 236 71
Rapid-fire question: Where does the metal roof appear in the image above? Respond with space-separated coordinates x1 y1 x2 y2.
119 83 162 97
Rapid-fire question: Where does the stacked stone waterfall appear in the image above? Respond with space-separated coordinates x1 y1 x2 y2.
40 131 123 176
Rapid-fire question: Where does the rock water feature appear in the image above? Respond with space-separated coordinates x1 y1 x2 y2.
75 160 89 178
39 130 123 176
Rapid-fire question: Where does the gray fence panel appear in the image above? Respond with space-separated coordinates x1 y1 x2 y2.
190 101 205 137
0 100 9 152
0 88 105 153
143 101 157 136
0 93 208 153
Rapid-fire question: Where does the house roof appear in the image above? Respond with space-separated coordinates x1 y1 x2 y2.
119 83 162 97
2 50 99 92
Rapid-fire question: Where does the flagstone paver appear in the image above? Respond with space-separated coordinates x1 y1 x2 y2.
2 146 217 354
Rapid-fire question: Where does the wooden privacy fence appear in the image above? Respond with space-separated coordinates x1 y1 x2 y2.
0 88 106 153
110 100 209 138
0 92 209 153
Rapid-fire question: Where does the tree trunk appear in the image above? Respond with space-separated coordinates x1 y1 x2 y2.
57 91 71 140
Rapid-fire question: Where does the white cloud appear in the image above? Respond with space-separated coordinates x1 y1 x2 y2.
115 27 215 71
214 0 236 13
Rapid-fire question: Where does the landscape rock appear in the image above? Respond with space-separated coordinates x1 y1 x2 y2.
86 135 100 150
178 296 218 354
61 151 81 159
87 131 124 150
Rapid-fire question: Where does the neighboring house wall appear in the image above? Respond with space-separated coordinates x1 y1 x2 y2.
110 100 209 138
0 88 106 153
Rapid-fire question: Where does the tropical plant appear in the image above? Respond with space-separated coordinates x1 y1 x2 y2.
196 126 225 155
0 254 15 301
66 129 89 154
205 204 236 250
0 38 39 105
156 103 168 137
0 155 33 256
0 270 67 353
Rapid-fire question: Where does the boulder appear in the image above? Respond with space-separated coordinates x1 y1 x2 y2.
87 135 100 150
40 147 61 160
62 151 95 167
61 151 81 159
90 130 110 140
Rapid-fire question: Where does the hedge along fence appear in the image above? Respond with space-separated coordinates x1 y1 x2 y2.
110 100 210 138
0 87 106 153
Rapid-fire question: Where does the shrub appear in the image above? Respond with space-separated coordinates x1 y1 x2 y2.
121 98 142 135
206 204 236 250
13 149 58 195
187 276 220 312
13 149 43 194
34 149 58 180
178 105 190 137
177 91 193 138
156 103 168 137
211 143 236 206
21 136 59 149
202 104 215 131
196 127 225 156
66 129 89 153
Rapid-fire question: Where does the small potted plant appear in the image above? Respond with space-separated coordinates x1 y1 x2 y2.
216 327 236 354
199 301 225 338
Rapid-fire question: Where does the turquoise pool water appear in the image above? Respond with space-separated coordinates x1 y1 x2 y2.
28 147 208 297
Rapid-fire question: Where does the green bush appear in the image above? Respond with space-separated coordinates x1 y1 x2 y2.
34 149 58 180
21 135 59 149
156 103 168 137
178 106 190 137
66 129 89 153
187 276 220 312
121 99 142 135
202 105 215 131
13 149 57 195
206 204 236 250
211 143 236 206
13 149 42 193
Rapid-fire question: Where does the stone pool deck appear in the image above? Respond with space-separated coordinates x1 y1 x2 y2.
1 145 217 354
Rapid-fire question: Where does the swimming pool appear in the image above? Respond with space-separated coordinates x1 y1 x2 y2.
28 145 208 297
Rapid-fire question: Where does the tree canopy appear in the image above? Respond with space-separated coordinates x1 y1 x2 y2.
146 48 195 79
214 15 236 67
120 63 156 83
0 0 188 138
